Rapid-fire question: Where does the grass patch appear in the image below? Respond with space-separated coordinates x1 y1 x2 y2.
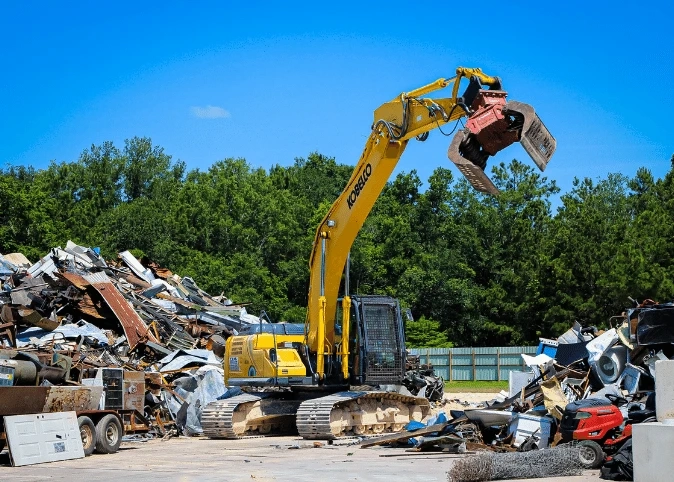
444 380 508 393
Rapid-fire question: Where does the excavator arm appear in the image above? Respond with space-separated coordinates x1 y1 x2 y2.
201 68 556 442
307 67 556 380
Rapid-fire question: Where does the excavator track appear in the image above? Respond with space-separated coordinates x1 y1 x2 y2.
296 391 430 440
201 393 302 439
202 393 262 439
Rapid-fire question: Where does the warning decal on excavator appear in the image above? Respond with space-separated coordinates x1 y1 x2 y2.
229 356 240 372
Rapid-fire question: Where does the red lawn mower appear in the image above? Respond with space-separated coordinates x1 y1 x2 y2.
559 393 655 469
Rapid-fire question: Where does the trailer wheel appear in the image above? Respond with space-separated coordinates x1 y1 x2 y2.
94 414 122 454
77 416 96 456
577 440 605 469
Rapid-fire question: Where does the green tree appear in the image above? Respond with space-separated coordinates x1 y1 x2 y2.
405 316 453 348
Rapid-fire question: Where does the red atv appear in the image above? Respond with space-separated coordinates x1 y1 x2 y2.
559 393 655 469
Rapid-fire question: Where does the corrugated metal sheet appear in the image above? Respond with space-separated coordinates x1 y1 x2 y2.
409 346 537 381
82 273 158 349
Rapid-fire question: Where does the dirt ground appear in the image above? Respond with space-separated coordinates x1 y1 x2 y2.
442 391 498 406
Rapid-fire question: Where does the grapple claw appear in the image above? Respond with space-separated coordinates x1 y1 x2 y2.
502 101 556 172
447 88 556 195
448 129 499 195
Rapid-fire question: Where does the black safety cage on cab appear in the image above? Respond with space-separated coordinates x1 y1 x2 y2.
349 295 406 385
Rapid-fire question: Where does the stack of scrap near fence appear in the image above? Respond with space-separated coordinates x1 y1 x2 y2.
367 313 666 477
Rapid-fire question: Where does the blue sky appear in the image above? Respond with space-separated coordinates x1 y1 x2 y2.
1 2 672 199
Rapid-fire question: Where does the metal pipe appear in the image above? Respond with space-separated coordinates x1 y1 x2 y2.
320 238 326 297
406 78 452 98
317 296 326 379
340 252 351 381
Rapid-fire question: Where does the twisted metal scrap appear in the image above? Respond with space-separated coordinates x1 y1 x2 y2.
447 452 493 482
447 446 583 482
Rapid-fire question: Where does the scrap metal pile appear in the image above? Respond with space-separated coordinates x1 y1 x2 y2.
0 243 265 436
402 352 445 402
363 303 671 478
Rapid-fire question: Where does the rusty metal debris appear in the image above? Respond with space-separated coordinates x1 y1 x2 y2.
3 241 667 472
0 242 266 437
82 272 159 350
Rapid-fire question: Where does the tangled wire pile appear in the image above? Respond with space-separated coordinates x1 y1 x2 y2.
447 446 583 482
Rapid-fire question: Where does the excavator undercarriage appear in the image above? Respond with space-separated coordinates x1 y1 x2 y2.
202 390 429 439
202 296 431 440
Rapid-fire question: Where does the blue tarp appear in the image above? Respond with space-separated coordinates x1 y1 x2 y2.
407 412 448 445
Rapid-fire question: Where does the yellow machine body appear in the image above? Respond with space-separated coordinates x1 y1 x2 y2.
224 331 307 386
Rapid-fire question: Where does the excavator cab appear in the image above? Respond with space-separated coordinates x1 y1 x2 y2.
347 295 406 386
448 76 556 195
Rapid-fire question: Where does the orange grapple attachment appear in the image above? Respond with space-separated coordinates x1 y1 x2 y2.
448 88 556 195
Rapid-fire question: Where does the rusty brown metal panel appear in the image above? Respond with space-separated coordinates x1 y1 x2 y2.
0 386 103 415
0 387 47 415
77 292 106 319
78 273 161 350
58 271 90 291
57 272 106 319
45 386 104 413
148 262 173 280
82 273 158 349
90 281 157 349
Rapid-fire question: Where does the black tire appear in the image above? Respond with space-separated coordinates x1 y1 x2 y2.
577 440 605 469
77 416 96 456
94 414 122 454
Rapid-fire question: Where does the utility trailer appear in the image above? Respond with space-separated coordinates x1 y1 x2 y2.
0 369 150 460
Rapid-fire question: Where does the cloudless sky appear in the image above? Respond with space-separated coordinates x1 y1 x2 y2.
1 2 672 201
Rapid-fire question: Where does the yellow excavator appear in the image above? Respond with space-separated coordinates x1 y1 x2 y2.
202 67 556 439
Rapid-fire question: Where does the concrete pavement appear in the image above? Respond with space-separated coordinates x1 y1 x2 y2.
0 436 603 482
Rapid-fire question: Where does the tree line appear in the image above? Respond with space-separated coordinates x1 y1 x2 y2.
2 137 673 347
